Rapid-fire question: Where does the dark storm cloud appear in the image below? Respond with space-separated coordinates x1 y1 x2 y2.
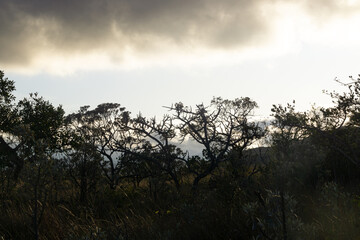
0 0 272 66
0 0 358 67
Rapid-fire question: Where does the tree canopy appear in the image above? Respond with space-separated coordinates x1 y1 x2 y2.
1 70 360 239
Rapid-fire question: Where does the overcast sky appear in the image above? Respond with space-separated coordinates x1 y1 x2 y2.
2 0 360 118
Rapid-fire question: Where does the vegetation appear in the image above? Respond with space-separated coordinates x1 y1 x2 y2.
1 70 360 239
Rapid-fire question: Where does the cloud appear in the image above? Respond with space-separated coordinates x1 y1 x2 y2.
301 0 360 20
1 0 360 73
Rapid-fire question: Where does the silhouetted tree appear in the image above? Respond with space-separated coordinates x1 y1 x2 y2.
64 142 102 204
65 103 130 189
0 71 22 180
16 93 65 240
117 114 186 191
169 97 265 189
271 75 360 183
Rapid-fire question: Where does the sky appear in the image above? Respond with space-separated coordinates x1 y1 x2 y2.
2 0 360 119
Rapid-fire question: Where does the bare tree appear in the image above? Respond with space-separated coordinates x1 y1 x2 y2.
169 97 265 189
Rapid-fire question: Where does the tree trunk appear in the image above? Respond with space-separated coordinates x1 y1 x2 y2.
280 190 287 240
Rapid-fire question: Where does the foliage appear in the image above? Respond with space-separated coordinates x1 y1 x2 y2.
1 70 360 239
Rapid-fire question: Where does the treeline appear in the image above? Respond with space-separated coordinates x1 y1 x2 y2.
1 70 360 239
